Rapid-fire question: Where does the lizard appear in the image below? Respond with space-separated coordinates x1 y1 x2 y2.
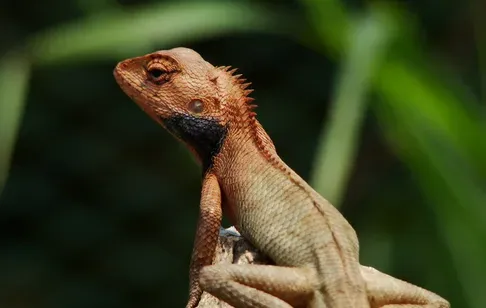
113 47 450 308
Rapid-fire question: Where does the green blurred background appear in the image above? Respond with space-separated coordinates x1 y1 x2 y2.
0 0 485 307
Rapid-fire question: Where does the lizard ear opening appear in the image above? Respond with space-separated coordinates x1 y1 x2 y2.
188 99 205 114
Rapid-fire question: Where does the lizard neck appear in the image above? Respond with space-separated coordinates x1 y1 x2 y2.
211 67 290 178
220 114 314 196
215 115 282 177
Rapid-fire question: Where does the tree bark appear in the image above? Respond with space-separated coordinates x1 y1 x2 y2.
195 227 272 308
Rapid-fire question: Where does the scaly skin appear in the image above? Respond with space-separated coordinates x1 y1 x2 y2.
114 47 450 308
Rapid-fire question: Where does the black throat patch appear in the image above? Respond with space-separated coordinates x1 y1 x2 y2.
161 114 228 173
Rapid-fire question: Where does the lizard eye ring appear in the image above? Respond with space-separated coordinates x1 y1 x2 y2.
188 99 204 114
146 64 168 83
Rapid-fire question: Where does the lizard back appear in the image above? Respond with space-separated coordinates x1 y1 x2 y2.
213 120 370 307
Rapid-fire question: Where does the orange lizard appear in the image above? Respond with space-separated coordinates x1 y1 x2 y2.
114 47 450 308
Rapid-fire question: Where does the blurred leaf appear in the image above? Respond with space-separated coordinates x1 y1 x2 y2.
376 60 486 176
302 1 486 306
310 8 394 205
28 2 285 65
299 0 348 57
374 61 486 308
0 51 30 195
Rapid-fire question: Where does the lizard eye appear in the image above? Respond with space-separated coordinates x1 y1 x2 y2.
149 68 165 78
146 64 168 83
188 99 204 114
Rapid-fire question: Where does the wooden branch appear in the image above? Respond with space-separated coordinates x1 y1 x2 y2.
196 227 272 308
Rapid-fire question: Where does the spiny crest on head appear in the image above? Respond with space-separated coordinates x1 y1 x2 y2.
216 65 257 117
215 64 275 155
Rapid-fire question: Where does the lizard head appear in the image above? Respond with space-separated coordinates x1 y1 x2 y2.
114 47 256 171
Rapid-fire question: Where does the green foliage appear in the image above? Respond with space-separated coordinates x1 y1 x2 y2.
0 51 30 195
374 61 486 307
310 7 394 205
0 0 484 307
28 2 282 65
